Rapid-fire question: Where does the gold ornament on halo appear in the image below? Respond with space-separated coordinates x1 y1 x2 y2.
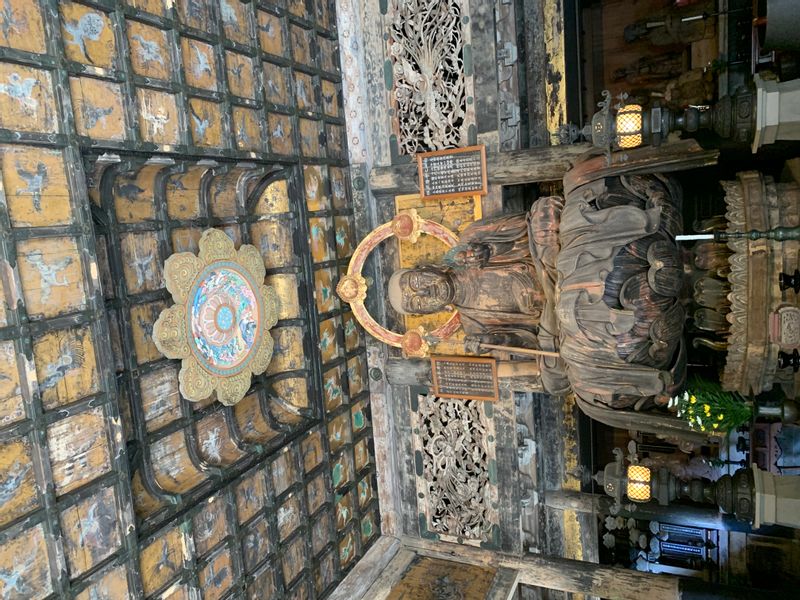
153 229 279 406
335 210 461 358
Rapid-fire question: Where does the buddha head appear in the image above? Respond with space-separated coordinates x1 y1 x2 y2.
387 266 455 315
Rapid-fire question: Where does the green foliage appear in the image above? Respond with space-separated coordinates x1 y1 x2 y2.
668 376 752 433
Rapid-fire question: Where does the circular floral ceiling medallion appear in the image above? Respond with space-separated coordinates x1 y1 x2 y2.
154 229 278 405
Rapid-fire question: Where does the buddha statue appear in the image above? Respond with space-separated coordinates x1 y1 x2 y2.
388 196 572 394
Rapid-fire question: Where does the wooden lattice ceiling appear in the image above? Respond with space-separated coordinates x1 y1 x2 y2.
0 0 378 598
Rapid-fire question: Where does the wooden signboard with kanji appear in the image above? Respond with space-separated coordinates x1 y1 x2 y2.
417 145 488 200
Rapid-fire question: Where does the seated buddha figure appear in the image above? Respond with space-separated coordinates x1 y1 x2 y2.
387 196 571 394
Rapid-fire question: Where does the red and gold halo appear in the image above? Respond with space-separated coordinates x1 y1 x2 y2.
336 210 461 357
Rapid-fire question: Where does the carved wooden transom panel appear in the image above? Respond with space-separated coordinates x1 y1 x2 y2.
411 395 500 546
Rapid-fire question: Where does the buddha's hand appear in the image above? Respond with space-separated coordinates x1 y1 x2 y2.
464 334 492 355
461 243 490 266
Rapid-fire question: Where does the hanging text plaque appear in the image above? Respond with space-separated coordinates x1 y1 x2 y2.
431 355 498 401
417 145 488 200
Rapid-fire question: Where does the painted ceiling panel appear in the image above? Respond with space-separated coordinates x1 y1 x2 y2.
0 1 377 598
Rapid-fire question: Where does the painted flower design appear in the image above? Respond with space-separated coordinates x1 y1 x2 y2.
153 229 278 405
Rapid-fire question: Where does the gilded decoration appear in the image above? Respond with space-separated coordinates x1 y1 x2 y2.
335 211 460 357
154 229 279 405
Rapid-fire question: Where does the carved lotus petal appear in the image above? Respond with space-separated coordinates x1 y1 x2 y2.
261 285 279 330
248 333 274 377
163 253 202 303
179 358 214 401
198 228 236 263
216 371 252 407
153 305 190 359
237 244 266 282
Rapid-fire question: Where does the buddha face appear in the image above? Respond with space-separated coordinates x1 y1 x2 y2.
399 268 454 314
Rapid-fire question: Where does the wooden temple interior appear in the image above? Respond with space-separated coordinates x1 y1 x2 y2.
0 0 798 599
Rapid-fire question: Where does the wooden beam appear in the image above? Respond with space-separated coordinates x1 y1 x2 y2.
369 145 593 196
360 548 417 600
327 536 400 600
486 567 521 600
401 536 680 600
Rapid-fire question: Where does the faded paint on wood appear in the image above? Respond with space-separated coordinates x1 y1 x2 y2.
113 164 160 223
188 98 224 148
242 515 272 571
137 88 180 146
309 216 334 263
290 24 313 67
182 37 218 91
127 20 172 81
199 548 234 600
271 446 299 496
130 300 167 364
258 10 286 57
17 237 86 320
233 107 261 151
322 364 345 413
300 428 325 473
266 326 305 375
74 565 130 600
233 391 281 443
305 165 330 212
255 178 290 215
120 231 163 294
33 326 98 410
166 166 207 219
0 63 57 133
277 493 302 540
315 267 340 314
47 407 111 495
59 485 122 577
196 411 246 466
0 437 39 527
225 52 255 99
250 218 294 269
220 0 253 46
69 77 126 141
0 523 53 599
140 365 181 432
267 113 295 155
318 317 341 365
235 468 268 524
2 145 72 228
150 430 206 493
0 0 46 55
299 118 323 158
139 527 185 596
192 493 229 556
386 556 497 600
0 342 23 427
60 3 115 68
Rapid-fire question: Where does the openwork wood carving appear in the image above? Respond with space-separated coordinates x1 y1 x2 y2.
388 0 469 154
153 229 278 405
411 395 499 545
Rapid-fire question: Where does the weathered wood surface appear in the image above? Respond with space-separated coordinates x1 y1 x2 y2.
361 548 418 600
385 555 497 600
326 535 401 600
402 536 680 600
487 567 521 600
370 145 592 195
